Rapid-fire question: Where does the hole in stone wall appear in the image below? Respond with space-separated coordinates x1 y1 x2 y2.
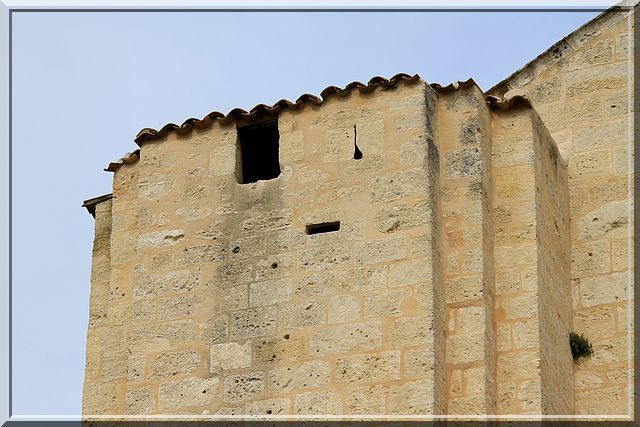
305 221 341 235
236 119 281 184
353 125 363 160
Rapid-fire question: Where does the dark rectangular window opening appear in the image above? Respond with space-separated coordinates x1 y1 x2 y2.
306 221 341 235
236 119 281 184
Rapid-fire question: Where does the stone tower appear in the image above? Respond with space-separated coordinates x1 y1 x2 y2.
81 5 634 419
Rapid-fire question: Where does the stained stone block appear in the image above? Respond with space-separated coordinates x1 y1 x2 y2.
269 361 331 392
159 377 219 410
223 371 266 403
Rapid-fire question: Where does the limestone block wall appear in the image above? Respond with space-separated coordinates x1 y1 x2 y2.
436 84 497 415
489 6 634 416
83 80 448 416
490 104 572 415
83 75 590 417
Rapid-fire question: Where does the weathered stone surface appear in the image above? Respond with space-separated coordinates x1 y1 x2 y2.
199 315 228 344
388 315 432 348
364 288 411 318
355 237 406 265
210 341 251 372
133 270 199 299
295 390 342 415
241 209 293 232
223 371 266 403
387 379 434 414
139 173 175 199
127 320 195 352
328 294 361 324
375 200 429 233
279 301 325 330
269 361 331 392
250 278 292 307
229 307 277 339
136 229 184 249
299 243 350 270
209 144 236 177
246 398 291 415
176 244 227 265
370 170 428 203
253 335 306 366
336 351 401 385
444 147 481 177
337 266 386 292
309 322 382 356
125 386 153 414
149 349 201 379
345 387 386 415
158 377 219 410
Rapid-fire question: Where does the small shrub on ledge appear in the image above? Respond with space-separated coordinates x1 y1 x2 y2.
570 332 594 361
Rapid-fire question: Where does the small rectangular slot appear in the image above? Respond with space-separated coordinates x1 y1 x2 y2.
306 221 341 235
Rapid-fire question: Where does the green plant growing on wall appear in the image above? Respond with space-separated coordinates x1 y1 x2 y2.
570 332 593 361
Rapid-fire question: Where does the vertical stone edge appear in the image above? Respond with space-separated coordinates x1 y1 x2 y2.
82 198 117 415
425 84 447 415
479 96 498 415
531 111 573 415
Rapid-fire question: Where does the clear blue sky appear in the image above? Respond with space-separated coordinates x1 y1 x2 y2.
12 9 602 415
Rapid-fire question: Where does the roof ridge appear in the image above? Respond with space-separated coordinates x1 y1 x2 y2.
133 73 421 146
486 3 634 96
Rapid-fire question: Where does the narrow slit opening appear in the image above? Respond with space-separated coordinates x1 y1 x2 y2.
353 125 363 160
305 221 341 235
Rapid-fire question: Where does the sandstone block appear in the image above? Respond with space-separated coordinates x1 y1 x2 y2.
133 270 199 299
280 130 304 162
223 371 266 403
229 307 277 339
209 144 236 177
309 321 382 356
253 335 306 366
295 390 342 415
158 376 219 410
389 258 431 288
294 273 336 299
279 301 325 330
241 209 293 232
355 237 406 265
328 294 361 324
404 347 435 378
299 243 351 270
578 272 628 308
345 387 386 415
336 351 401 385
246 398 291 415
374 200 430 233
386 379 434 415
176 244 227 265
370 170 428 203
446 333 484 364
139 173 175 199
337 266 386 292
210 341 251 372
444 147 481 178
136 229 184 249
125 386 153 414
269 360 331 392
255 253 294 281
364 288 411 319
199 315 228 344
388 315 432 348
150 349 201 379
250 278 293 307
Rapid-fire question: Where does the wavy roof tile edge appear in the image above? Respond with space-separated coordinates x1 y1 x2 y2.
102 75 531 174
